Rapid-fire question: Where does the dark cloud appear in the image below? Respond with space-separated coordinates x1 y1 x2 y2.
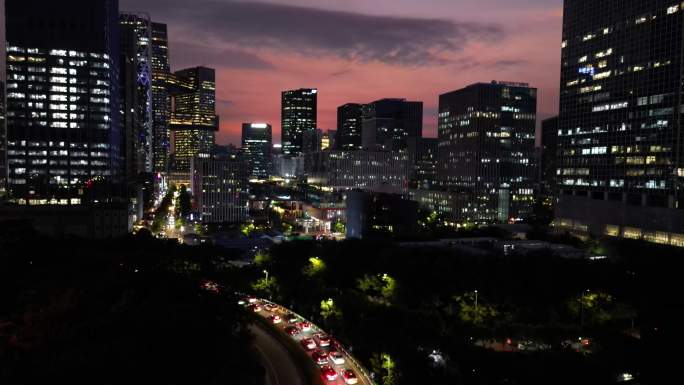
171 41 274 70
121 0 503 66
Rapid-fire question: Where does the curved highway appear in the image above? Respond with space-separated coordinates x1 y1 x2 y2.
250 323 306 385
243 297 374 385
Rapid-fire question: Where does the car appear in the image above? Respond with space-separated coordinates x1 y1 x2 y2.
285 326 301 336
341 369 358 384
320 365 338 382
314 333 331 347
312 350 329 366
298 321 311 332
247 304 262 312
328 351 345 365
246 296 258 304
237 298 246 305
267 315 282 324
285 313 299 323
301 338 317 351
264 303 277 311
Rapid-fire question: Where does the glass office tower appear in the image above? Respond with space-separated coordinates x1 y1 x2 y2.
4 0 122 205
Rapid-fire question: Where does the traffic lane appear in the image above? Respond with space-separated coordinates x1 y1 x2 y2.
257 307 371 385
249 323 305 385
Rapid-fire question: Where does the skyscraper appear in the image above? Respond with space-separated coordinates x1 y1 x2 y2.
438 81 537 223
281 88 317 156
168 67 218 174
337 103 363 150
242 122 272 179
5 0 122 205
555 1 684 246
120 13 153 179
150 22 171 174
362 98 423 151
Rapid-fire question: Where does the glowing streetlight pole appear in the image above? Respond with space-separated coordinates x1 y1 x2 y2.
474 290 479 314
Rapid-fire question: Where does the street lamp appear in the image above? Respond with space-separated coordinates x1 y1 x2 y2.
263 270 269 281
580 289 590 327
474 290 479 314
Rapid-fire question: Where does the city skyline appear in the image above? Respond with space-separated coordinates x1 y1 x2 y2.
0 0 563 145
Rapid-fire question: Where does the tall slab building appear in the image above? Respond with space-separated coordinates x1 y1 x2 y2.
438 81 537 223
556 1 684 246
4 0 122 205
120 13 153 179
150 22 171 173
337 103 363 151
242 123 273 179
361 98 423 151
281 88 317 156
168 67 219 175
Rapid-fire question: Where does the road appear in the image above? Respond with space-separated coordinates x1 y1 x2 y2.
250 323 305 385
244 297 374 385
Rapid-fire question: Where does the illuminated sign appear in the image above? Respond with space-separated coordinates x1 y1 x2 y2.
251 123 268 129
578 66 595 75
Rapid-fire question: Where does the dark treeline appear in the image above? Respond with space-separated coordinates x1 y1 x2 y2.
0 224 263 385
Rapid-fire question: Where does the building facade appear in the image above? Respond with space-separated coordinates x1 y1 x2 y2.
407 137 438 190
120 13 153 179
168 67 218 174
540 116 559 195
362 98 423 151
305 150 410 193
346 190 418 239
555 0 684 246
281 88 317 156
5 0 122 205
150 22 171 173
438 81 537 223
242 122 272 179
337 103 363 150
191 157 248 223
0 81 6 197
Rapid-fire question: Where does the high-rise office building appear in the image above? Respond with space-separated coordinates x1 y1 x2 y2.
0 81 6 197
337 103 363 150
5 0 122 205
438 81 537 223
281 88 317 156
555 1 684 246
120 13 153 179
242 122 272 179
362 99 423 151
191 156 248 223
150 22 171 174
168 67 219 174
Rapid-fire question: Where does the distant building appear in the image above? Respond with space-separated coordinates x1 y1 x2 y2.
273 154 305 179
242 123 272 179
409 187 475 223
321 130 336 151
168 67 219 174
305 150 409 193
191 156 248 223
540 116 558 195
362 99 423 151
346 190 418 239
407 137 438 189
5 0 123 205
438 81 537 223
150 22 171 174
555 0 684 247
282 88 317 156
337 103 363 150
